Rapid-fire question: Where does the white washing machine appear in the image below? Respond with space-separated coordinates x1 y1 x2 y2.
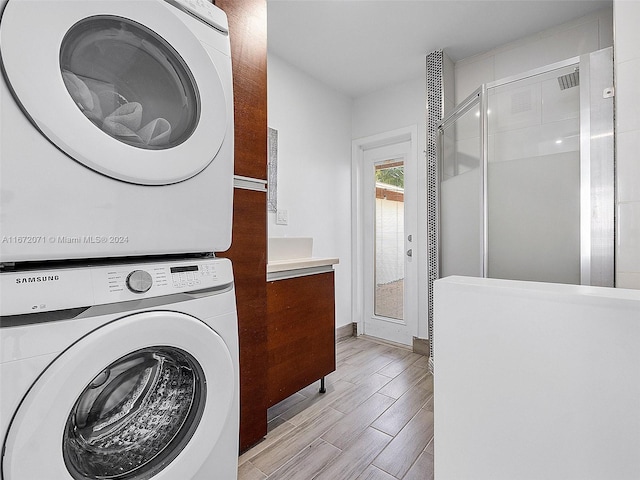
0 0 234 263
0 257 239 480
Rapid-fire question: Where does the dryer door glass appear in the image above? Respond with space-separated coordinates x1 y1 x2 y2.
62 347 206 480
60 16 199 150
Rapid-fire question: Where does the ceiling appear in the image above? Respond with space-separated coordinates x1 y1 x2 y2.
267 0 612 98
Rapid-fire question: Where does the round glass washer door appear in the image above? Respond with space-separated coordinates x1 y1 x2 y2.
2 312 235 480
0 0 229 185
63 347 205 480
60 16 200 151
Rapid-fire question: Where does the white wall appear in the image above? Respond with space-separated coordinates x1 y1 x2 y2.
614 0 640 290
434 276 640 480
454 8 613 103
352 76 429 339
267 53 353 327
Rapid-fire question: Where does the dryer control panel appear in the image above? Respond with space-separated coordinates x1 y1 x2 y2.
0 258 233 317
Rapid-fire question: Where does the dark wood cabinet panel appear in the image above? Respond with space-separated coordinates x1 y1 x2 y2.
218 188 267 452
213 0 268 453
267 272 336 407
214 0 267 181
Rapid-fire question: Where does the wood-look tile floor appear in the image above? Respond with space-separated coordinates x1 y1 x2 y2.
238 336 434 480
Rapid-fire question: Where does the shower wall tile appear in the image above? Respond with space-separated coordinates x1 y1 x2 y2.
444 97 455 119
489 121 579 164
617 202 640 273
598 9 614 51
443 53 455 113
612 0 640 64
493 20 599 80
455 137 481 173
615 58 640 134
454 105 480 141
490 127 541 163
540 75 580 124
617 131 640 204
615 0 640 288
492 83 542 133
454 56 494 104
454 8 611 106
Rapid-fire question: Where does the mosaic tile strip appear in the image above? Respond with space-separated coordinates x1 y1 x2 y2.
426 50 443 373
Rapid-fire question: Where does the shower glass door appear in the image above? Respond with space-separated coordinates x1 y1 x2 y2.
438 91 483 278
437 47 614 287
486 64 581 284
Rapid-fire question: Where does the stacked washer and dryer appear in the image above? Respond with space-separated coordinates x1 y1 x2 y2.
0 0 239 479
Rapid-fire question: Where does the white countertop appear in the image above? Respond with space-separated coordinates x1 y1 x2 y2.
267 257 339 274
266 237 338 280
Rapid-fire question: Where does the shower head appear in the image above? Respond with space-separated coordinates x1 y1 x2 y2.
558 69 579 90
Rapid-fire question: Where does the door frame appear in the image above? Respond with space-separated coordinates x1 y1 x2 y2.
352 125 419 344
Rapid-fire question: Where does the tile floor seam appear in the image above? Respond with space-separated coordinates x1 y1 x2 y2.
248 460 269 479
267 439 343 480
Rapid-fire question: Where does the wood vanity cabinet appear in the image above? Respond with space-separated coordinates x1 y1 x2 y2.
267 272 336 407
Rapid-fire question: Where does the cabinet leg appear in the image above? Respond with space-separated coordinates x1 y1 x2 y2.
319 377 326 394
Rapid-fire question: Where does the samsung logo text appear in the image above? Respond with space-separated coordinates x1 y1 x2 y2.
15 275 60 284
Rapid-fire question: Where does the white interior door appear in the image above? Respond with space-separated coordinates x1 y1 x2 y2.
363 140 418 346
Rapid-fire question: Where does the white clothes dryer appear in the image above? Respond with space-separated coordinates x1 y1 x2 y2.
0 257 238 480
0 0 234 263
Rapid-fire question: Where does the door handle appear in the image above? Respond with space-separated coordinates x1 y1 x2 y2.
406 249 413 257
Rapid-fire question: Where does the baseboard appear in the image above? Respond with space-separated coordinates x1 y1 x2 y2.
412 336 430 357
360 335 412 351
337 327 431 357
336 323 356 342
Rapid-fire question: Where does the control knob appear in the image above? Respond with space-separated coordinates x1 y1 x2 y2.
126 270 153 293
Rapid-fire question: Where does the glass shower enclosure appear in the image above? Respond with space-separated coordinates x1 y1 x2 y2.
437 47 614 287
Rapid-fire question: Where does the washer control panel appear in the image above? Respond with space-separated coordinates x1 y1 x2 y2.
102 259 226 298
0 258 233 316
170 264 212 289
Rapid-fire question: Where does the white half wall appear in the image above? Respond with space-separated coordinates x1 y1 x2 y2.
434 276 640 480
267 53 353 327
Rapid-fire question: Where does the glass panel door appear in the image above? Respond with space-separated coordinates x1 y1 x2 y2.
438 94 483 278
374 161 405 320
486 64 581 284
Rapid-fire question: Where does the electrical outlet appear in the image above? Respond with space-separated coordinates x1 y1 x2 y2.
276 209 288 225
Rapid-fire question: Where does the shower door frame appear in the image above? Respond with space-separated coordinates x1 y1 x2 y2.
436 47 614 287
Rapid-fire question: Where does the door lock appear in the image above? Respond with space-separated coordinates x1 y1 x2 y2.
406 249 413 257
